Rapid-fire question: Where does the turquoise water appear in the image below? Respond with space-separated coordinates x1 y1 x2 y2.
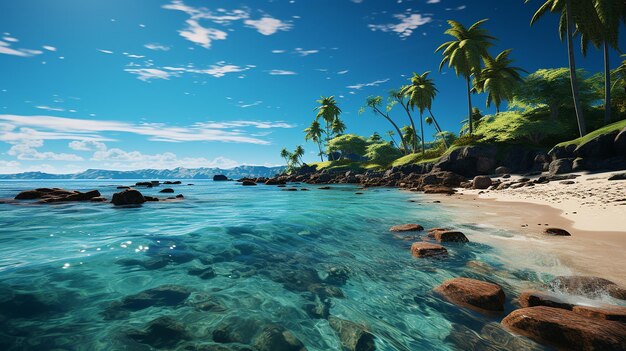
0 180 552 350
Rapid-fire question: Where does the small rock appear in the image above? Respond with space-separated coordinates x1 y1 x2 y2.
127 316 190 349
543 227 571 236
432 231 469 243
252 325 307 351
472 176 492 190
159 188 175 193
328 316 376 351
434 277 505 312
389 224 424 232
176 194 184 199
410 242 447 258
188 266 216 280
213 175 229 181
242 180 257 186
111 189 146 206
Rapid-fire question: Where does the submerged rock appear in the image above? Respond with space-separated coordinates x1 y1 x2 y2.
127 316 190 348
550 276 626 300
111 189 146 206
501 306 626 351
328 317 376 351
389 224 424 232
104 285 191 319
188 266 216 280
434 277 505 312
252 325 307 351
410 242 447 258
212 317 262 344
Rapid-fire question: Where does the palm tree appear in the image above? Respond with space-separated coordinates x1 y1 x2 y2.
389 88 419 152
528 0 587 136
401 71 446 153
331 117 347 136
473 49 526 113
293 146 305 165
401 125 420 151
304 120 325 162
436 19 495 137
314 96 341 160
579 0 626 123
361 96 410 154
385 130 399 148
280 147 292 165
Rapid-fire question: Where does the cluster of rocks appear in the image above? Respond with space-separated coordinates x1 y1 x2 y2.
14 188 106 203
387 222 626 350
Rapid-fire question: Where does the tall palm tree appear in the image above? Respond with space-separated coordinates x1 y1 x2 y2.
401 72 439 153
280 147 292 165
292 146 305 165
314 96 342 160
436 19 495 137
579 0 626 123
304 120 325 162
389 88 419 152
331 117 347 136
528 0 587 136
473 49 527 113
361 96 410 154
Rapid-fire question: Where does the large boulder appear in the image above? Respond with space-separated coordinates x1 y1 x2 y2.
111 189 146 206
548 158 573 175
213 175 228 181
242 180 257 186
328 317 376 351
431 230 469 243
501 306 626 351
14 189 43 200
574 131 619 159
410 242 447 258
15 188 102 203
572 305 626 323
548 144 576 161
472 176 492 190
434 277 505 312
614 127 626 154
550 276 626 300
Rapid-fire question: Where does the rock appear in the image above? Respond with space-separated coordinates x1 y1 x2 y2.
501 306 626 351
14 189 43 200
543 227 571 236
242 180 257 186
212 317 262 344
318 186 331 190
614 127 626 154
410 242 447 258
609 173 626 181
434 277 505 312
518 290 575 310
550 276 626 300
128 316 190 349
548 158 573 175
213 175 229 181
176 194 184 198
328 317 376 351
389 224 424 232
159 188 175 193
135 181 153 187
188 266 216 280
495 166 511 175
111 189 146 206
144 196 159 202
431 230 468 243
422 185 456 195
15 188 101 202
574 131 619 159
573 305 626 323
548 144 576 160
252 325 307 351
164 181 182 184
116 186 130 189
472 176 492 189
325 266 350 286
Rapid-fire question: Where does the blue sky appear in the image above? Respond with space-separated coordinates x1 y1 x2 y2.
0 0 623 173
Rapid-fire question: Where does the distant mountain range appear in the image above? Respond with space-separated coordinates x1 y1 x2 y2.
0 166 286 180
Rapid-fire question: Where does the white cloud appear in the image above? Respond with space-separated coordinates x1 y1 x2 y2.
268 69 297 75
0 40 43 57
237 101 263 108
8 139 83 161
68 140 107 151
42 45 57 51
294 48 318 56
0 114 294 145
427 0 441 3
2 37 18 43
127 62 250 81
97 49 114 54
145 43 170 51
179 19 228 48
271 49 286 54
123 52 145 58
446 5 467 10
125 68 177 81
368 11 432 38
244 17 292 35
347 78 390 90
337 70 349 75
35 105 65 112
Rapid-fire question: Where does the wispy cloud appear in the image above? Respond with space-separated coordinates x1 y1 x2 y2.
97 49 114 54
124 68 177 81
347 78 390 90
427 0 441 3
446 5 467 11
271 49 286 54
294 48 319 56
337 70 349 75
0 39 43 57
145 43 170 51
35 105 66 112
244 17 292 35
179 19 228 48
268 69 297 75
42 45 57 52
126 62 251 81
368 10 432 38
0 114 295 145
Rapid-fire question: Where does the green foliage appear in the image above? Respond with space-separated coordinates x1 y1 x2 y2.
368 132 382 143
365 142 403 165
328 134 368 158
556 118 626 147
436 19 495 78
473 49 526 112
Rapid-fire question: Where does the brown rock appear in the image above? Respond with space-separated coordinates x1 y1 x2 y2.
111 189 146 206
573 305 626 323
423 185 456 195
472 176 492 190
551 276 626 300
518 290 575 310
501 306 626 351
432 231 468 243
410 242 447 258
389 224 424 232
15 190 43 200
242 180 257 186
434 277 505 312
544 227 571 236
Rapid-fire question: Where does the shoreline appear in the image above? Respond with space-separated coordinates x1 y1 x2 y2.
420 181 626 287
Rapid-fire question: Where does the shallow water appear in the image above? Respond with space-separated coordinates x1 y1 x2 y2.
0 180 601 350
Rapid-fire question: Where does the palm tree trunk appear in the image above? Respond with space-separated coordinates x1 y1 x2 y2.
466 76 473 136
604 42 611 124
400 102 419 153
419 112 425 154
317 141 324 162
565 0 586 137
389 135 398 148
428 109 448 149
325 122 334 161
373 106 410 154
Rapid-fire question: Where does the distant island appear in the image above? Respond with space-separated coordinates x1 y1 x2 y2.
0 165 285 180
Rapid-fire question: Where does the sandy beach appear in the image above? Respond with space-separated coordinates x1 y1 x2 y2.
426 171 626 287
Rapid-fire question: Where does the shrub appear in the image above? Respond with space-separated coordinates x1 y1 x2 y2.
365 142 403 165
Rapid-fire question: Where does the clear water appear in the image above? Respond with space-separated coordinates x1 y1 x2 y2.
0 180 577 350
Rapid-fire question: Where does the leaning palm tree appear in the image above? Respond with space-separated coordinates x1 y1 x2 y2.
293 146 305 165
579 0 626 123
389 88 419 152
401 72 438 154
304 120 325 162
436 19 495 137
473 49 526 113
528 0 587 136
401 125 420 151
385 130 398 148
360 96 410 154
280 147 292 165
